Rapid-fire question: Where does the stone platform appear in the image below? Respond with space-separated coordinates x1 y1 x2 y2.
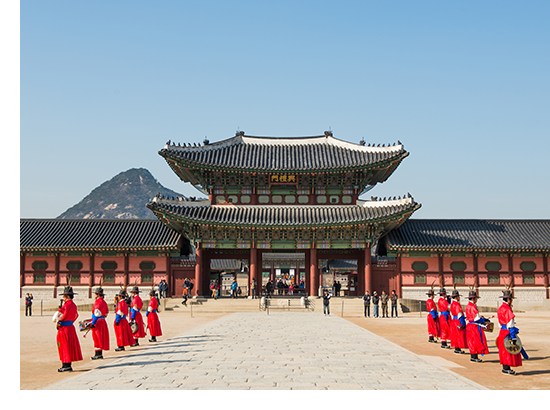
45 312 486 390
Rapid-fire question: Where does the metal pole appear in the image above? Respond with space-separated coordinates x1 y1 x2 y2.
41 299 43 317
419 300 422 318
341 299 344 317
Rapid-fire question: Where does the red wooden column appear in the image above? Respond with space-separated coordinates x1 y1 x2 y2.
310 247 318 296
473 253 479 289
53 253 60 298
165 254 172 297
89 253 95 298
250 248 257 298
397 254 403 298
438 253 444 288
364 247 372 295
543 254 548 299
507 254 515 288
195 244 203 297
124 253 129 288
20 253 25 297
304 250 310 295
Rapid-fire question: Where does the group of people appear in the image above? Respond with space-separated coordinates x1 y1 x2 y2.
426 285 526 375
52 284 163 373
363 290 399 318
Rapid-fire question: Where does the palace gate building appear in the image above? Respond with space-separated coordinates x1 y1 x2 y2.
20 131 550 308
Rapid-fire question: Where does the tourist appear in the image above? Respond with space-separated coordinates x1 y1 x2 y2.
497 286 524 375
266 280 273 298
390 290 399 317
210 281 216 298
146 288 162 342
90 284 109 360
323 289 331 316
363 290 371 317
465 288 489 363
251 278 257 299
158 279 168 299
53 285 83 372
380 290 389 317
113 288 134 352
215 280 220 299
372 291 380 318
129 286 146 347
231 278 238 298
438 288 452 349
426 287 440 343
450 288 467 355
25 293 33 316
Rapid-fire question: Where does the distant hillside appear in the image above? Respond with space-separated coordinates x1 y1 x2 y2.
57 168 185 219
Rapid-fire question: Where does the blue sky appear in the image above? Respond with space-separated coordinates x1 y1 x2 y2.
19 1 550 219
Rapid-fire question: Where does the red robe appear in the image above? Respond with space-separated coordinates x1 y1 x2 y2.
114 299 135 347
130 295 147 339
147 297 162 337
91 297 110 351
496 302 522 367
465 301 489 355
438 297 451 341
450 300 467 349
426 298 440 337
56 300 83 363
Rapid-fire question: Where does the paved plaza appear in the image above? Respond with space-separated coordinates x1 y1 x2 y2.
45 312 486 390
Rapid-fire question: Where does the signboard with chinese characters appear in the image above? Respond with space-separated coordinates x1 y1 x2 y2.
270 174 297 184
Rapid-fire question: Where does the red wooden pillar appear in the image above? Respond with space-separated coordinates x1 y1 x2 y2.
89 253 95 298
364 247 372 295
473 253 479 289
166 254 172 297
195 244 203 297
203 251 211 297
250 248 257 298
20 253 25 298
124 253 129 288
310 247 318 296
257 250 263 293
438 253 444 288
53 253 60 298
304 251 310 295
543 254 548 299
397 255 402 298
508 254 514 288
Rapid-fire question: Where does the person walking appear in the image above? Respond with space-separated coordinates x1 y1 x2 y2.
113 288 134 352
53 285 83 372
465 288 489 363
426 286 440 343
146 288 162 342
25 293 33 316
438 288 452 349
496 286 523 375
450 288 467 355
322 289 331 316
380 290 389 317
129 286 146 347
363 291 371 317
372 291 380 318
89 284 109 360
390 290 399 317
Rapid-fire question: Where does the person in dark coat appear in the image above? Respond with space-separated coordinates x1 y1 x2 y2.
363 291 371 317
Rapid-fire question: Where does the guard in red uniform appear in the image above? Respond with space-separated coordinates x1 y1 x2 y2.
146 288 162 342
53 286 83 372
450 288 467 354
496 288 523 375
90 284 109 360
129 286 146 347
114 288 135 351
465 289 489 363
426 288 440 343
437 288 452 349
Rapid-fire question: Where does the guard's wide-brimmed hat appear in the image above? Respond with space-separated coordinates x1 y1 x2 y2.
468 290 479 299
499 289 515 299
116 288 128 297
94 286 105 296
439 288 447 295
451 289 461 298
130 286 140 294
59 286 76 296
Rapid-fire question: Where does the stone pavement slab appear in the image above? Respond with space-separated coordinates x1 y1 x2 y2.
45 312 486 390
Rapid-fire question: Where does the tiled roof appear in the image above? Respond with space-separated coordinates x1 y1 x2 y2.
386 219 550 252
210 259 242 270
20 219 181 252
160 132 408 172
147 196 420 228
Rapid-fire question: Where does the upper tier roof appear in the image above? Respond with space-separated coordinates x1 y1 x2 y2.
20 219 181 252
385 219 550 252
160 131 408 172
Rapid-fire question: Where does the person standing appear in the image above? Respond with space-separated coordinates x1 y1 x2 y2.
437 288 452 349
114 288 134 352
147 288 162 342
322 289 331 316
129 286 146 347
450 288 467 355
496 287 523 375
266 280 273 298
158 280 168 299
465 288 489 363
380 290 389 318
363 291 371 317
52 286 83 372
426 287 440 343
215 280 220 299
25 293 33 316
251 278 257 299
372 291 380 318
90 284 109 360
390 290 399 318
231 278 238 298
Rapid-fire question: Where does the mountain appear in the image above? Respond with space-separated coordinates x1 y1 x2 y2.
57 168 185 219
